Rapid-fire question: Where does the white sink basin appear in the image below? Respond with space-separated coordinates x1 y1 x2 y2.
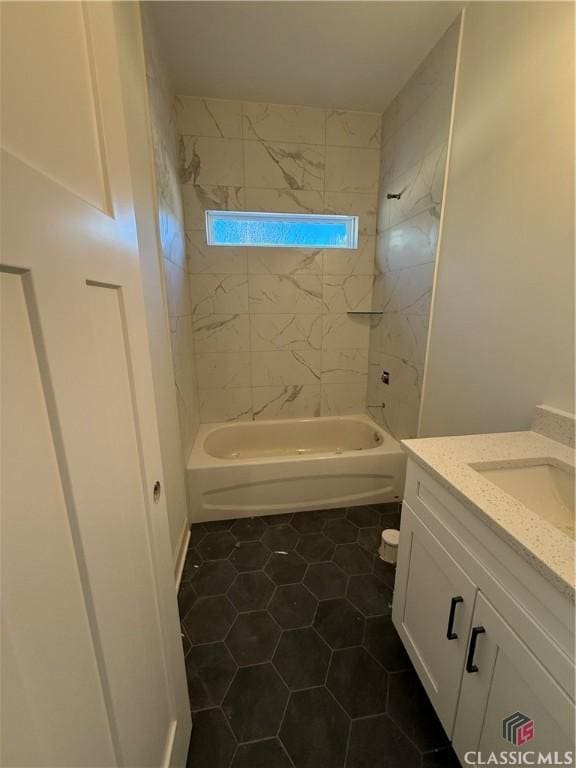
475 461 575 539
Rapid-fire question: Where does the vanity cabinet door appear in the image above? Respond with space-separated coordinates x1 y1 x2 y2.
452 593 575 766
393 502 477 736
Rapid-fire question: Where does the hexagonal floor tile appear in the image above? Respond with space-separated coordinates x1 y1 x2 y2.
373 557 396 590
273 628 330 689
268 584 317 629
229 541 270 572
364 616 412 672
388 669 450 752
347 506 380 527
318 507 346 519
225 611 281 665
290 510 325 533
181 546 202 582
261 513 291 526
346 714 421 768
183 596 236 645
185 708 236 768
189 522 207 542
265 551 307 585
231 517 266 541
347 573 393 617
313 598 364 649
262 524 299 551
177 581 196 619
357 527 381 553
324 518 358 544
227 571 275 612
296 533 334 563
192 559 236 597
185 642 236 710
303 561 348 599
333 543 373 575
279 687 349 768
326 646 388 717
231 739 292 768
199 531 236 560
203 518 235 532
223 664 288 742
423 746 462 767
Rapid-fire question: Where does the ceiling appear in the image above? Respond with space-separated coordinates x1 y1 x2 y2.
148 2 462 113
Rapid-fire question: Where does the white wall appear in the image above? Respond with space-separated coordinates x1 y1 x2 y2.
420 2 575 437
118 4 192 568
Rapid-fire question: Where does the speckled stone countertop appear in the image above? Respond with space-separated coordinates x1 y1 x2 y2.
401 430 575 600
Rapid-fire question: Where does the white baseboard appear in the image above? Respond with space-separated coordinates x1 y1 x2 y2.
174 527 191 590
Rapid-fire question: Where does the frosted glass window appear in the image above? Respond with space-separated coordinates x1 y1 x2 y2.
206 211 358 249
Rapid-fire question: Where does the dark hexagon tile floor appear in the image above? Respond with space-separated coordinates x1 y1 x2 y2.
225 611 281 665
180 504 459 768
268 584 317 629
223 664 288 742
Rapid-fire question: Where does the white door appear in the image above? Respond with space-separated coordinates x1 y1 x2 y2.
453 593 575 766
392 502 477 735
0 3 191 767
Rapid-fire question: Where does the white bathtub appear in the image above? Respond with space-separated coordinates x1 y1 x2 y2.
187 414 406 523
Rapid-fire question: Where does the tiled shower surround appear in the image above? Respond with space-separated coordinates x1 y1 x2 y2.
176 98 381 423
367 20 460 439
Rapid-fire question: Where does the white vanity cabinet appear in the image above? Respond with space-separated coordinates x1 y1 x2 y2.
393 460 575 767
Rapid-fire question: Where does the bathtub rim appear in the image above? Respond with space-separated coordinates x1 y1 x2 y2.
187 413 401 469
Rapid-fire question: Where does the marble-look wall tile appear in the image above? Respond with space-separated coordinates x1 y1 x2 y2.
176 96 243 139
325 146 380 193
324 191 378 235
371 313 429 362
244 141 324 191
181 136 243 186
251 350 321 387
378 144 447 231
374 263 435 316
367 16 458 441
244 187 324 215
322 275 373 313
248 247 322 276
192 313 250 353
323 236 376 276
243 102 325 144
182 184 245 230
321 350 369 384
326 110 381 148
380 78 454 181
381 19 460 145
196 352 251 390
249 275 322 314
177 97 382 423
321 383 368 416
170 314 200 454
252 385 321 420
164 258 191 317
190 274 249 315
375 213 439 273
250 314 322 352
322 314 371 350
367 357 422 408
187 231 248 274
199 387 253 423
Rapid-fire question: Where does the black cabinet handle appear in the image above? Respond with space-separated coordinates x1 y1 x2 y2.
446 596 463 640
466 626 486 673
